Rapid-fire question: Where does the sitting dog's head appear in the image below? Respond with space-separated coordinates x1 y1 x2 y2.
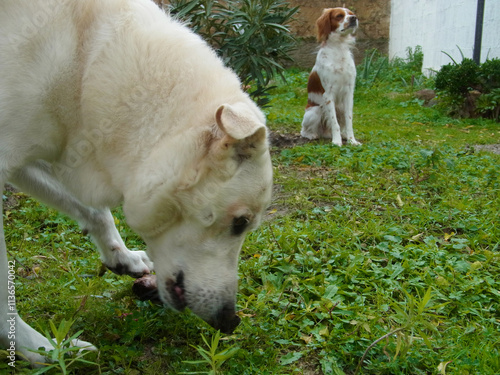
124 102 272 333
317 7 358 43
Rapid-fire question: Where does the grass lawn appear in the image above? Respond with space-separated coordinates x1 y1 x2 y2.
2 65 499 374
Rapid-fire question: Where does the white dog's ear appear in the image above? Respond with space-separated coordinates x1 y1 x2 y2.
215 103 267 157
216 103 265 140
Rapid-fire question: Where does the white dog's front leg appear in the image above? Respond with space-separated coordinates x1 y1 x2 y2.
83 208 154 277
10 162 153 278
1 316 96 366
1 182 95 366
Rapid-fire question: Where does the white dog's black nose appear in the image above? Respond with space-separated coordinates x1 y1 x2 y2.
208 304 241 334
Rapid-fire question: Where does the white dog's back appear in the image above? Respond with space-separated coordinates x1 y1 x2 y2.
0 0 262 205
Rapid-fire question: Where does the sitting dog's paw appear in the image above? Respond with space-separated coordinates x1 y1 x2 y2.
105 249 154 278
300 130 319 140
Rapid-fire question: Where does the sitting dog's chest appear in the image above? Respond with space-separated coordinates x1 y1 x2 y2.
315 47 356 90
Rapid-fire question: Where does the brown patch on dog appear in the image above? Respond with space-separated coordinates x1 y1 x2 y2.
307 71 325 95
306 71 325 109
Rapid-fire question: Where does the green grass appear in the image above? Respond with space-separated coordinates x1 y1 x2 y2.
2 66 500 374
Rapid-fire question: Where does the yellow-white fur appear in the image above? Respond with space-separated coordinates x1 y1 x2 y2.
0 0 272 365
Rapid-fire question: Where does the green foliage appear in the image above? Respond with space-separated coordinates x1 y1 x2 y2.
353 287 448 375
477 88 500 120
168 0 299 106
181 331 240 374
30 319 97 374
479 58 500 92
435 56 500 120
357 49 388 86
357 46 428 91
267 141 500 374
435 58 480 97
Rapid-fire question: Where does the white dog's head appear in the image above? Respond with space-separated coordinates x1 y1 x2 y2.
316 7 358 43
124 102 272 333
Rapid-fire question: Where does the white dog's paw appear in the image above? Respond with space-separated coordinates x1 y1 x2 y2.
26 339 96 367
349 138 362 146
71 338 98 352
13 319 97 367
105 249 154 278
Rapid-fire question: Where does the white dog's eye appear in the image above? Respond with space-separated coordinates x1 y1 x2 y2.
231 216 250 236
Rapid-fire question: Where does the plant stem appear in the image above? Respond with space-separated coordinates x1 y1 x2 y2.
354 327 406 375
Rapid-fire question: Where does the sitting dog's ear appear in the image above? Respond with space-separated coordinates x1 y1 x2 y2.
316 9 333 43
215 103 267 158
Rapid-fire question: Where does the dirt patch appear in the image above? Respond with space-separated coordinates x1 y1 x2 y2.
269 131 500 156
269 131 311 149
472 144 500 155
2 184 20 210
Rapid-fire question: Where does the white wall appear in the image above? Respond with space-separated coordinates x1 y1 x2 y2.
389 0 500 75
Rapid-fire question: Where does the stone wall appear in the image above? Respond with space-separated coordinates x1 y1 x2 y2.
155 0 390 68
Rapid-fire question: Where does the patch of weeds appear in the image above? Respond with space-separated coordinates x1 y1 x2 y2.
181 331 240 374
30 319 97 374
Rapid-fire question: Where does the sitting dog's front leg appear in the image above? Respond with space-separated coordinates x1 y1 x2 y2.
323 99 343 146
340 96 361 146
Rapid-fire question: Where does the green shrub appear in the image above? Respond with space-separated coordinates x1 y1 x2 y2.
435 58 480 97
168 0 299 106
477 87 500 120
435 57 500 121
480 58 500 92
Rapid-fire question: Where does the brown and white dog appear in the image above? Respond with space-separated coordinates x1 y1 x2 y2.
300 8 360 146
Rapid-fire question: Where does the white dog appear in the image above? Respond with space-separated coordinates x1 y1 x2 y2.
0 0 272 365
300 7 361 146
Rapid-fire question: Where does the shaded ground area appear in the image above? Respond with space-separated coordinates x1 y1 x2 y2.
269 131 500 154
